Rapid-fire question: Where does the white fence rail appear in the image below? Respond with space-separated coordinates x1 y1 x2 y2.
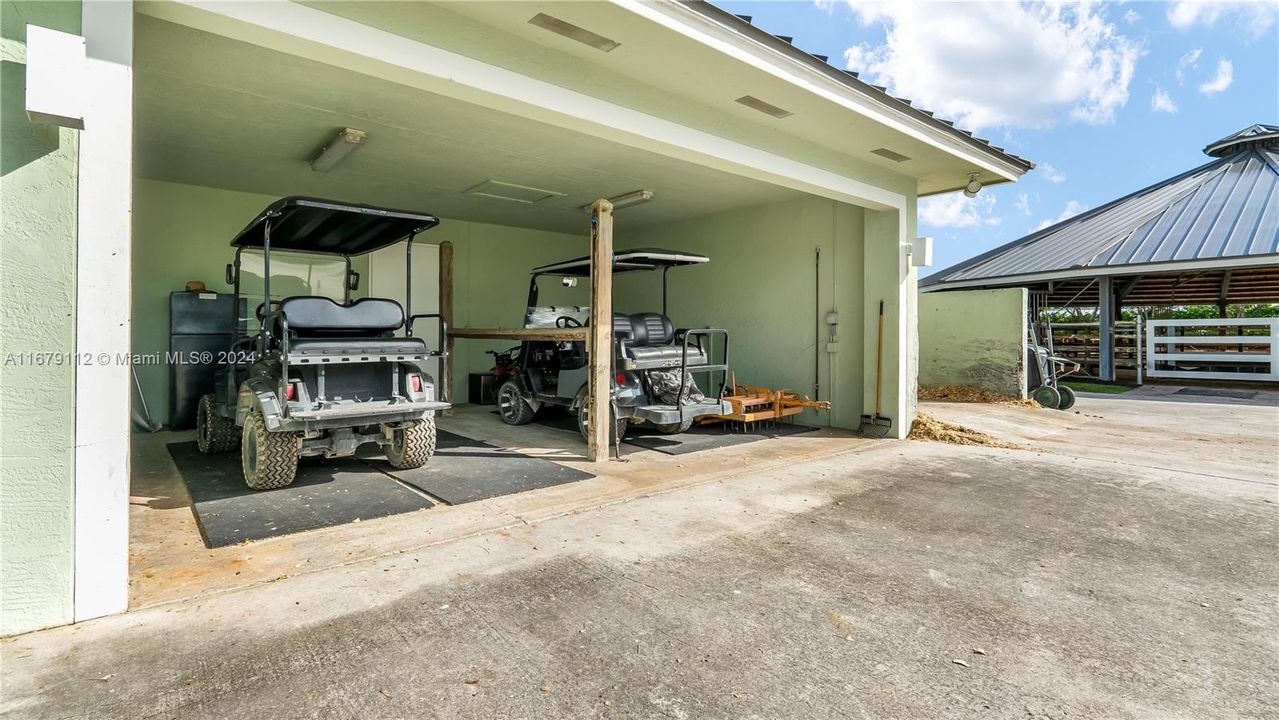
1146 317 1279 382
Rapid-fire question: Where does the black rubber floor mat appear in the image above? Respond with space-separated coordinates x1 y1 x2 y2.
167 442 433 548
623 423 821 456
367 429 595 505
1174 388 1258 400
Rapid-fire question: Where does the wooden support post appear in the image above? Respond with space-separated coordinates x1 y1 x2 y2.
1098 275 1115 381
587 199 614 463
439 240 454 403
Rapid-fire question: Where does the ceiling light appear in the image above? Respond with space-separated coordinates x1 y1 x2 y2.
735 95 792 119
871 148 911 163
963 173 983 198
310 128 366 172
528 13 620 52
581 189 654 213
465 180 566 204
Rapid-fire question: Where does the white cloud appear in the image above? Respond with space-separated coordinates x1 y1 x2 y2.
1199 58 1233 95
919 192 1001 229
1168 1 1277 39
1035 200 1088 231
1039 163 1067 183
1123 9 1141 25
1175 48 1202 84
840 2 1142 130
1151 87 1178 113
1014 193 1032 216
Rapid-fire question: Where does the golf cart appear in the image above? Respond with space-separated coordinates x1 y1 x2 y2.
496 248 731 440
196 197 450 490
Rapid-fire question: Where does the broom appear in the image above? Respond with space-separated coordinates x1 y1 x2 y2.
858 300 893 438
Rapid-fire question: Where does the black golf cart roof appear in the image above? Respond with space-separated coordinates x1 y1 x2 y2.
531 248 709 277
231 196 439 255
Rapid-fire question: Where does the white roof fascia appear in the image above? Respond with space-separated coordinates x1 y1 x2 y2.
616 0 1026 182
921 255 1279 291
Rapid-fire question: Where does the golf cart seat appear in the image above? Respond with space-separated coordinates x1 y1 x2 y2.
620 312 709 367
273 296 430 357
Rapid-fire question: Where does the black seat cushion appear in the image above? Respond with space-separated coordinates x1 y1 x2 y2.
288 336 428 357
626 344 708 365
279 296 404 335
629 313 673 346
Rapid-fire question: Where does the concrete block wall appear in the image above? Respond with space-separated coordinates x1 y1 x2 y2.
918 288 1027 398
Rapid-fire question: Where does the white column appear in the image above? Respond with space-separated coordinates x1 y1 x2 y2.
863 208 914 439
74 0 133 622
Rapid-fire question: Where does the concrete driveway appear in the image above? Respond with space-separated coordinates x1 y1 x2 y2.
3 388 1276 719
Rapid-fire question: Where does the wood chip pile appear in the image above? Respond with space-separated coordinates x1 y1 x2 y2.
919 385 1037 407
908 413 1019 449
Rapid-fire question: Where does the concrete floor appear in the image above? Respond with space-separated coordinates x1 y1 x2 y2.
3 389 1276 719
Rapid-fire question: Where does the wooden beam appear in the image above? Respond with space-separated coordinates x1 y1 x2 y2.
450 327 588 342
588 199 614 463
439 240 453 403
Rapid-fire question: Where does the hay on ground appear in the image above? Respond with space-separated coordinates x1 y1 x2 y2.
919 384 1037 407
908 413 1019 449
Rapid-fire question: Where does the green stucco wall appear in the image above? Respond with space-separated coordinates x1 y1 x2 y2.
131 179 589 417
0 0 81 636
919 287 1027 398
616 196 866 428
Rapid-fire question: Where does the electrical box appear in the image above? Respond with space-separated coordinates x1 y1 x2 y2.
25 24 86 129
910 236 934 267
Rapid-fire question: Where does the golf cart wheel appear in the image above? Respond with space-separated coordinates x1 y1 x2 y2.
496 380 536 425
1032 385 1062 409
655 419 694 435
240 409 300 490
575 387 627 444
1056 385 1077 411
385 418 437 470
196 394 239 453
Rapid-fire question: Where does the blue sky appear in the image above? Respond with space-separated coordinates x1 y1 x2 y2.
716 1 1278 275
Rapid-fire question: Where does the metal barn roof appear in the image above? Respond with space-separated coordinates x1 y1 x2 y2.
923 125 1279 295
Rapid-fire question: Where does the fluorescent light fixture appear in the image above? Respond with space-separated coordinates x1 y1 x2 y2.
465 180 566 204
871 148 911 163
311 128 366 172
735 95 792 119
528 13 620 52
581 189 654 212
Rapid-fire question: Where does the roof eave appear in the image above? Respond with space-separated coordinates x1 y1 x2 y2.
646 1 1034 179
922 255 1279 292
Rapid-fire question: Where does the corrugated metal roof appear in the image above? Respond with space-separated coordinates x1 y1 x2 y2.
923 125 1279 289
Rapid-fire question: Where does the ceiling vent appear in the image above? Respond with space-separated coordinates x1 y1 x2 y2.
735 95 792 119
465 180 566 205
871 148 911 163
528 13 620 52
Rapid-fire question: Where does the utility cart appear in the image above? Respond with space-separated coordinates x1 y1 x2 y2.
196 197 450 489
495 249 731 441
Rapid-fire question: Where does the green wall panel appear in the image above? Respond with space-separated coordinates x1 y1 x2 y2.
0 0 82 636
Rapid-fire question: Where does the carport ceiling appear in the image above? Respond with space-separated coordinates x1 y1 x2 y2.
134 17 802 234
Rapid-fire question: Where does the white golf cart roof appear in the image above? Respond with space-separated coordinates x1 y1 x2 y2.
532 248 709 277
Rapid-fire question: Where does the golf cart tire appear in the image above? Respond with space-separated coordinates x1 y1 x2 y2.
385 418 437 470
497 380 536 426
1056 385 1077 411
196 394 240 453
1032 385 1062 409
241 409 300 490
575 387 627 444
655 419 694 435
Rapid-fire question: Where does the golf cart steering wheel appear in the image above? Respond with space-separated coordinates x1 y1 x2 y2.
255 300 282 322
556 316 583 328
